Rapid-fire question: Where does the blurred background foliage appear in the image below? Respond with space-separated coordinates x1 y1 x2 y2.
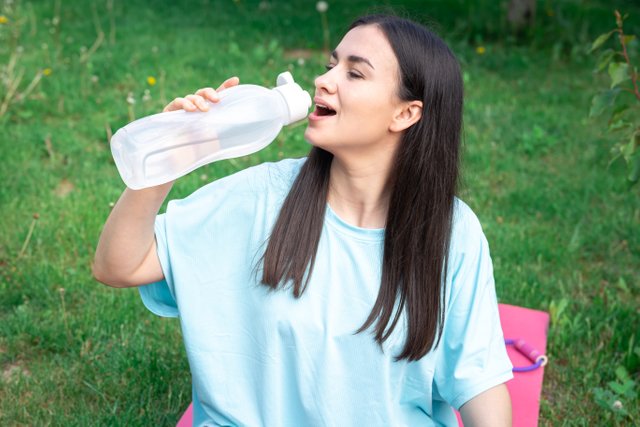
1 0 639 425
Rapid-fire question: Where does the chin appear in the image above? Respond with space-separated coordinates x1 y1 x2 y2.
304 135 331 152
304 128 324 147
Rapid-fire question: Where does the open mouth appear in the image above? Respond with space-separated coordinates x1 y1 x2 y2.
315 104 336 116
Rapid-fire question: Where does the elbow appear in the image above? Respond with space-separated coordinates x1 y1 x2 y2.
459 384 512 427
92 260 133 288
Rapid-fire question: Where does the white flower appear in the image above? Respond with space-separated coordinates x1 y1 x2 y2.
316 1 328 13
90 75 99 83
612 400 623 410
126 92 135 105
297 58 305 66
142 89 152 102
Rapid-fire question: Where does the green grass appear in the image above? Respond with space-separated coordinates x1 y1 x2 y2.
1 0 639 425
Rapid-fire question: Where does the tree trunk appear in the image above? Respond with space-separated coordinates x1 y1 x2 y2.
508 0 536 32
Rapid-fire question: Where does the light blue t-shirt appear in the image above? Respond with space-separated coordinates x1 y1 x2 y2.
139 158 513 426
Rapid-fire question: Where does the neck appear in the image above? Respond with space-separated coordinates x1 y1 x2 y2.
327 147 395 229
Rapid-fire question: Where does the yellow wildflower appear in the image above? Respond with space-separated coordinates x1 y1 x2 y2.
475 46 486 55
0 15 8 24
147 76 157 86
43 68 52 76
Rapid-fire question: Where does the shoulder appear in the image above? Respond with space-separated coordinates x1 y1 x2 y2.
160 158 307 243
445 198 494 296
211 156 305 193
169 157 306 209
252 157 307 192
450 198 487 252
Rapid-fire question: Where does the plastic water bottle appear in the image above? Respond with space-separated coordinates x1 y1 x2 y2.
110 71 311 189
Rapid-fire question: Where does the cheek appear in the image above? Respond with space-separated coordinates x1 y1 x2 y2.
342 101 392 133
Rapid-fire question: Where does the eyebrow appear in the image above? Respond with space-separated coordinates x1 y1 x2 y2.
330 50 375 70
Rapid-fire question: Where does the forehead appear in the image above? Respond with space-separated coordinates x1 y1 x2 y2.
335 25 398 73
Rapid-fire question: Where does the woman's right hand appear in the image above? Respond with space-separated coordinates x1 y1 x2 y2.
163 76 240 112
94 77 241 288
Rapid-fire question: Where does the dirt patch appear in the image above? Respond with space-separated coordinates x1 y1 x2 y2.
2 362 31 384
54 179 75 197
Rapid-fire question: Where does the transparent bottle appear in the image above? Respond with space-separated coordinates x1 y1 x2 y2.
110 72 311 189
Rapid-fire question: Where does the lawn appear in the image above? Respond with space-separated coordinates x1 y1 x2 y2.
1 0 638 425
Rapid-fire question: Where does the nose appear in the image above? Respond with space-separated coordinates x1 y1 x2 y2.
314 69 337 94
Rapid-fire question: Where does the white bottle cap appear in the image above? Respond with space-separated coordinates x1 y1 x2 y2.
273 71 312 125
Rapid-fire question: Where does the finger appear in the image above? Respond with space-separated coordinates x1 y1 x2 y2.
163 97 185 112
185 94 209 111
195 87 220 104
216 76 240 92
171 97 197 112
182 99 197 112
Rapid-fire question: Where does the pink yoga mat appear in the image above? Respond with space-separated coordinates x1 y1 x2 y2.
177 303 550 427
456 303 550 426
177 404 192 427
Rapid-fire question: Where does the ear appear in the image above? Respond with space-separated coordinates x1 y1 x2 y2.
389 100 423 133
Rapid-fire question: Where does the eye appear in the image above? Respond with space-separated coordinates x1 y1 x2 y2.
324 63 335 71
347 71 363 79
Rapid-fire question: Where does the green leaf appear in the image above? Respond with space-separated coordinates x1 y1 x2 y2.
610 104 630 122
629 151 640 184
590 31 614 52
549 298 569 325
590 89 620 117
622 131 640 162
615 366 630 383
609 62 630 88
608 381 627 395
608 105 630 131
617 277 630 293
622 35 636 45
596 49 616 72
621 380 636 397
609 120 629 132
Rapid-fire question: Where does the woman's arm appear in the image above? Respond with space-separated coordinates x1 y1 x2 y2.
93 77 240 288
93 183 173 288
459 383 512 427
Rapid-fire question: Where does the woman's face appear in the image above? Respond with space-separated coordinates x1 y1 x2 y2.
304 25 404 152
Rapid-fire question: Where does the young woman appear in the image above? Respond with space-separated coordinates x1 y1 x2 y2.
94 14 513 426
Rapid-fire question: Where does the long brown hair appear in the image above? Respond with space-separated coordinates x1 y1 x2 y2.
261 15 463 362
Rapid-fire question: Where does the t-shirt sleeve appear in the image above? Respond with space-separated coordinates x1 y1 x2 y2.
136 158 306 319
433 205 513 410
138 213 179 318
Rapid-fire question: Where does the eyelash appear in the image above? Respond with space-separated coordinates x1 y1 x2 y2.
324 64 363 79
